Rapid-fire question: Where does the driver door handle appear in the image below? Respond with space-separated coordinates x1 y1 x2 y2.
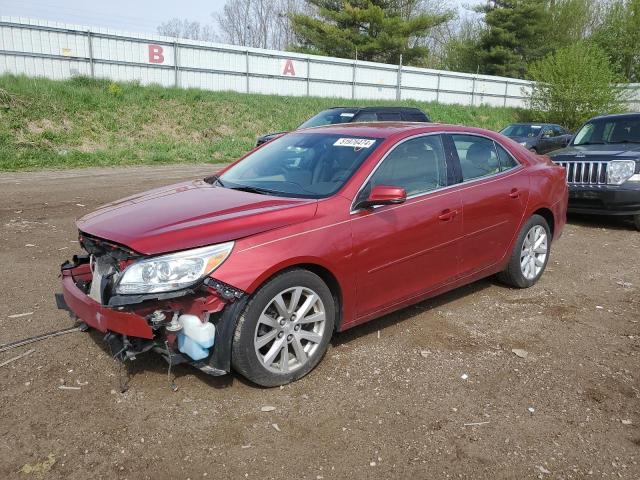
509 188 520 199
438 209 458 221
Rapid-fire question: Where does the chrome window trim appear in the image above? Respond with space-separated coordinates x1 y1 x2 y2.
350 131 524 214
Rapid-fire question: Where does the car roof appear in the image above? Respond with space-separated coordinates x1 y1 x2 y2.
296 121 491 139
587 112 640 122
326 106 425 113
505 123 556 127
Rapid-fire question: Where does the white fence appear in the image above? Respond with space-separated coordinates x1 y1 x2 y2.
1 16 639 111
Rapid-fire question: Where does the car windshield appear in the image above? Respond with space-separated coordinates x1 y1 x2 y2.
219 132 382 198
573 116 640 145
299 109 359 129
500 124 543 138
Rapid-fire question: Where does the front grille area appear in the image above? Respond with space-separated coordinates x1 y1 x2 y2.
554 161 608 185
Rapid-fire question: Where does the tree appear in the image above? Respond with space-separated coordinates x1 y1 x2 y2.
436 15 484 73
546 0 601 50
527 42 626 130
592 0 640 82
157 18 218 41
290 0 453 65
476 0 551 78
216 0 307 50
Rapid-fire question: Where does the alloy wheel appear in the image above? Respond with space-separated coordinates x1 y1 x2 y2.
253 286 326 374
520 225 548 280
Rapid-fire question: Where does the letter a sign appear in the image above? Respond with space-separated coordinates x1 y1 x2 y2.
282 59 296 76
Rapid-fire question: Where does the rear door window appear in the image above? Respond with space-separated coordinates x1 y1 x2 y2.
495 143 519 171
401 111 428 122
542 127 555 138
450 135 500 181
376 112 402 121
353 112 377 122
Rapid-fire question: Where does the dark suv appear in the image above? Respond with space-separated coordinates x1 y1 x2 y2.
255 106 430 147
500 123 572 154
550 113 640 230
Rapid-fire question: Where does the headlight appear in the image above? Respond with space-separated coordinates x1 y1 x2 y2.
115 242 234 294
607 160 636 185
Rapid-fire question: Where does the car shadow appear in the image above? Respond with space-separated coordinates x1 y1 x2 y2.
567 213 637 231
83 278 500 390
87 328 242 390
331 279 493 348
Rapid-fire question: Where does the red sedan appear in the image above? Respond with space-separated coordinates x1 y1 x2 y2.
59 123 568 386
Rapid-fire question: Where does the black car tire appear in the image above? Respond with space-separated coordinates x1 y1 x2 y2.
634 214 640 232
231 269 335 387
498 214 551 288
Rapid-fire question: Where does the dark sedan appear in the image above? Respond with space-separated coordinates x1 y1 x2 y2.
500 123 572 154
255 106 430 147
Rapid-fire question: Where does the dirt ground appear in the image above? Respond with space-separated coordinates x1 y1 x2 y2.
1 165 639 480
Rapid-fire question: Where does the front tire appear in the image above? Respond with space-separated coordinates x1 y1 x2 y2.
498 214 551 288
231 269 335 387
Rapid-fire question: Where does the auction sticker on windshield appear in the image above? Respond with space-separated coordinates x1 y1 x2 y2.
333 138 376 149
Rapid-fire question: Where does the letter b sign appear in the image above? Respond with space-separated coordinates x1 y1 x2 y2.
148 45 165 64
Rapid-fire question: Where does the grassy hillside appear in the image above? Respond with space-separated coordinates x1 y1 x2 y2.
0 74 524 171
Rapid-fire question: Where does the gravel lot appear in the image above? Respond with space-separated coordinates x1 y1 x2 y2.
1 165 638 479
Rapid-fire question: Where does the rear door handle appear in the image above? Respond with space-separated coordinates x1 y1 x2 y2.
438 209 458 221
509 188 520 199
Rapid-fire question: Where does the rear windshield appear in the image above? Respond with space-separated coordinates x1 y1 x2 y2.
573 117 640 145
219 133 382 198
500 124 543 138
299 109 358 129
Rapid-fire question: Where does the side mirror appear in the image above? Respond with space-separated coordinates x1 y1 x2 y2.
356 185 407 210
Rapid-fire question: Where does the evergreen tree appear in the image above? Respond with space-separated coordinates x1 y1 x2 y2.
476 0 551 78
290 0 452 65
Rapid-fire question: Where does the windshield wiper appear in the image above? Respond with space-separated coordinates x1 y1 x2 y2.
577 141 606 145
205 176 278 195
204 174 225 187
611 140 640 144
229 185 277 196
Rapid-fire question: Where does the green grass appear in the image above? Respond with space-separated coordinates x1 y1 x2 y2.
0 74 524 171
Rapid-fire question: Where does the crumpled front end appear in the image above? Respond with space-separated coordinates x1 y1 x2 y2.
58 232 247 376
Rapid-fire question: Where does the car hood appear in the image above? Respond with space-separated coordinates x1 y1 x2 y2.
550 143 640 162
77 180 317 255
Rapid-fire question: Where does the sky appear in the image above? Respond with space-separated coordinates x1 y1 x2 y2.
0 0 480 36
0 0 228 34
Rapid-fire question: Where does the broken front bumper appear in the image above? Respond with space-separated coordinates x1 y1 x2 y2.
61 270 154 339
58 256 247 374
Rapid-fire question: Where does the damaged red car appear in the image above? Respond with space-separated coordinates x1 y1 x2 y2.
59 123 567 387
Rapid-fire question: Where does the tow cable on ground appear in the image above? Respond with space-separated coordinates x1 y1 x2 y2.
0 323 87 354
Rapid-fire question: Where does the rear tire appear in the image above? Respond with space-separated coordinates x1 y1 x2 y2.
498 214 551 288
231 269 335 387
